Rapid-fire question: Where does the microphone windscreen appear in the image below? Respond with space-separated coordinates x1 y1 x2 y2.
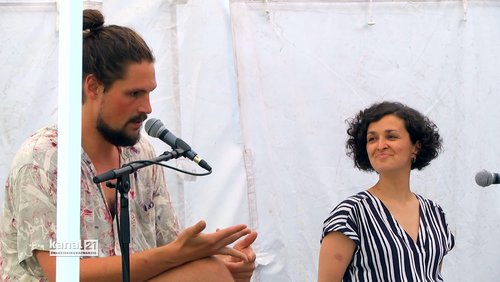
475 169 493 187
145 118 163 138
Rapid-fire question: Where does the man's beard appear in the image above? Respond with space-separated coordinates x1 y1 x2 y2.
96 114 147 147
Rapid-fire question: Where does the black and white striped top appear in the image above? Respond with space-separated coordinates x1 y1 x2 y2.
322 191 455 282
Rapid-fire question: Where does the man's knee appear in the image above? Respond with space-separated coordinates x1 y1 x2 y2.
148 256 233 282
189 256 233 280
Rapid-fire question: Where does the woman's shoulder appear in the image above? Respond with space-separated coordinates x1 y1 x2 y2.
415 193 440 206
339 190 375 205
329 190 377 215
322 191 377 236
414 193 447 214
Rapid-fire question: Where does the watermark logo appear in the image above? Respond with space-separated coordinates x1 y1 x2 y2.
49 240 98 257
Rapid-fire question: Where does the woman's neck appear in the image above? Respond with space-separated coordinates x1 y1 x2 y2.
369 172 414 203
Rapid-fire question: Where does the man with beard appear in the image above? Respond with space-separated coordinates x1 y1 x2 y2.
0 9 257 282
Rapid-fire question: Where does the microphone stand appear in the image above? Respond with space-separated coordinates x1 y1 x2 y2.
93 148 185 282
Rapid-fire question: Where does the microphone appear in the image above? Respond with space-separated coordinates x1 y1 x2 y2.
475 169 500 187
145 118 212 172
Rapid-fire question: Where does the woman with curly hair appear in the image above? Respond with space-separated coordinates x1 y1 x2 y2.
318 101 455 282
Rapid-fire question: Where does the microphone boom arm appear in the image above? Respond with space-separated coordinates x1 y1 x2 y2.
93 148 185 184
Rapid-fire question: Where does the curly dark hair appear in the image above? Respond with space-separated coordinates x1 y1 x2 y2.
82 9 155 103
346 101 442 171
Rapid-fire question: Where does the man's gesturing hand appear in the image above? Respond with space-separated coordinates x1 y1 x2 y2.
220 231 258 282
171 220 251 264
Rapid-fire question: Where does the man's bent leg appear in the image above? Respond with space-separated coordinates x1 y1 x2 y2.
147 256 234 282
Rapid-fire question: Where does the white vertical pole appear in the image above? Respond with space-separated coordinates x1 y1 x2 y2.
56 0 82 281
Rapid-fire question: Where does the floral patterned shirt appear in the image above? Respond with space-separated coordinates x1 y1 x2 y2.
0 126 179 281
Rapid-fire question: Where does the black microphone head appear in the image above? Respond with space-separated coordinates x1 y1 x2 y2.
475 169 493 187
145 118 163 138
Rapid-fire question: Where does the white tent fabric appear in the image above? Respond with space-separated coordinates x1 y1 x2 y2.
1 0 500 281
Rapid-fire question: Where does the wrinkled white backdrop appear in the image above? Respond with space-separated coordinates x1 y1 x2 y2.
1 0 499 281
